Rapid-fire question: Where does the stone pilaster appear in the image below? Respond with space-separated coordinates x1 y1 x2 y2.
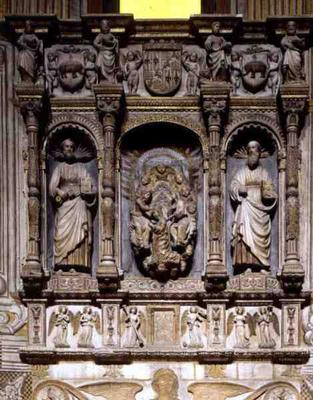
280 85 308 293
16 85 45 289
201 83 230 292
94 84 123 291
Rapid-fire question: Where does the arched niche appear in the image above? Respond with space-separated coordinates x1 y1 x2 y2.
42 124 101 276
118 122 204 280
223 123 284 277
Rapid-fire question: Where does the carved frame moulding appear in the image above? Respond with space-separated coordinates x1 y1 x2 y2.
41 113 104 296
222 112 285 291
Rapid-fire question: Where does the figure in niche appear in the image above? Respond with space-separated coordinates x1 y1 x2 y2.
227 306 254 349
93 19 120 83
230 141 277 273
17 20 43 83
304 306 313 346
129 164 197 281
73 306 100 348
254 306 279 349
121 50 143 94
121 306 145 348
182 51 201 95
281 21 305 83
47 53 59 94
48 306 73 348
205 21 232 81
181 306 206 349
151 368 179 400
49 138 97 271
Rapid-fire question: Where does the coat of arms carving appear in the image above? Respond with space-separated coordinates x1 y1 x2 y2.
143 40 182 96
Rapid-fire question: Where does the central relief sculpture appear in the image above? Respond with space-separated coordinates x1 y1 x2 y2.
230 141 277 273
49 138 97 271
129 163 197 281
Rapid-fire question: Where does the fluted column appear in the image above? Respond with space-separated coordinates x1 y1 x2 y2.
201 83 230 292
281 87 308 292
17 87 44 283
95 85 123 290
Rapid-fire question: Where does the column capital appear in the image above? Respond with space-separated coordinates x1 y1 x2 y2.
280 85 308 126
201 82 230 116
94 84 123 119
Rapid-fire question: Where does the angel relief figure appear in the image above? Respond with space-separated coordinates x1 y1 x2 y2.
48 306 73 348
227 306 254 349
49 138 97 271
121 50 143 94
121 306 145 348
73 306 101 348
181 306 206 349
254 306 279 349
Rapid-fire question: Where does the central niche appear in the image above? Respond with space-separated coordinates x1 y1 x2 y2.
120 122 203 281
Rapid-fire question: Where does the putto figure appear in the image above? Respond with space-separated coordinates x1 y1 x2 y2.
230 141 277 273
17 20 43 83
49 138 97 270
281 21 305 83
121 50 143 94
205 21 232 81
182 51 202 95
93 19 119 83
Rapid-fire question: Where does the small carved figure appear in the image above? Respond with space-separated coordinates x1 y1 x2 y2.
84 51 98 88
17 20 43 83
46 53 59 93
48 306 73 348
73 306 100 348
181 307 206 348
121 50 143 94
205 21 232 81
230 141 277 273
254 306 279 349
303 306 313 346
93 19 120 83
230 52 242 95
182 51 201 95
281 21 305 83
227 306 254 348
49 138 97 270
121 306 145 348
267 51 281 95
151 368 179 400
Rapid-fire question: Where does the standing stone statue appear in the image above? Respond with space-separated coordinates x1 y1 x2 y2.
205 21 232 81
230 141 277 272
17 20 43 83
49 138 97 270
93 19 119 83
281 21 305 83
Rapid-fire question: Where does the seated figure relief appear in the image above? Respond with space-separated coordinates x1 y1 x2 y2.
129 163 197 281
230 141 277 273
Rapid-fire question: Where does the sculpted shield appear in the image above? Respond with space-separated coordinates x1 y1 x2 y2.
241 46 269 94
143 40 182 96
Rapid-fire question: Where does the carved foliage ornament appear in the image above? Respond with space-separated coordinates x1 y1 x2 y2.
129 163 197 281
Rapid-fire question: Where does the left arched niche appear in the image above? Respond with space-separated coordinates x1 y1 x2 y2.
42 126 99 275
118 122 204 280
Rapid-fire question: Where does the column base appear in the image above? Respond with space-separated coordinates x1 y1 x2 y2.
280 262 304 294
20 262 46 296
97 261 120 292
204 263 229 292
